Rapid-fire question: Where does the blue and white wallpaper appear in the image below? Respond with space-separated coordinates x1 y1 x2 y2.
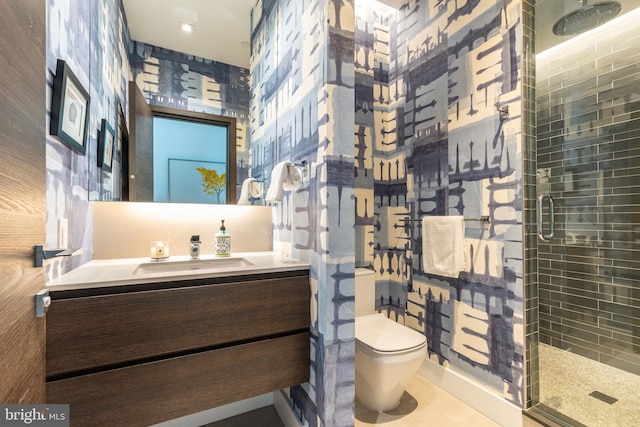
46 0 252 280
46 0 526 423
252 0 525 423
354 0 525 407
251 0 357 425
129 41 251 194
46 0 131 279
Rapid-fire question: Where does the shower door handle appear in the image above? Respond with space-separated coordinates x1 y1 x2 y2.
537 193 555 241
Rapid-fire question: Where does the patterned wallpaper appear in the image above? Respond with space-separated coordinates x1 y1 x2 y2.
250 0 524 425
46 0 252 280
46 0 131 279
252 0 525 424
251 0 357 425
368 0 524 406
354 0 525 408
46 0 527 422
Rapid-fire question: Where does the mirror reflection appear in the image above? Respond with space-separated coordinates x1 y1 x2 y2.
88 0 257 205
153 116 229 204
127 91 237 204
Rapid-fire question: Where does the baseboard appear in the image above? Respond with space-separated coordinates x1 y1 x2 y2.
418 358 523 427
150 393 274 427
274 390 308 427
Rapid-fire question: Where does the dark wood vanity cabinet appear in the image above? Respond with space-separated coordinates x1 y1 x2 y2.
46 270 310 427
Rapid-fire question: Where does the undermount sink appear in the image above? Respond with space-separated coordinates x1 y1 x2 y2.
133 257 255 275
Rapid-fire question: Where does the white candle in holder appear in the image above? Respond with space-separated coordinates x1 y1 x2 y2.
151 241 168 258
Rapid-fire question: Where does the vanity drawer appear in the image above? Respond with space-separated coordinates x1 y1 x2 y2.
47 275 310 376
47 332 309 427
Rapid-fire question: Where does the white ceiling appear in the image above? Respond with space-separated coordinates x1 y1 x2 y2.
122 0 256 69
123 0 640 69
122 0 406 70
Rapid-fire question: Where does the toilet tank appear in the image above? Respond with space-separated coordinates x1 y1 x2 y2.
355 268 376 317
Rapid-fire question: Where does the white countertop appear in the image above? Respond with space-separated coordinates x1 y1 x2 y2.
47 252 309 291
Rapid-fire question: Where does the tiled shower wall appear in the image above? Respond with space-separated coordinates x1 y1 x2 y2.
536 9 640 377
521 0 538 409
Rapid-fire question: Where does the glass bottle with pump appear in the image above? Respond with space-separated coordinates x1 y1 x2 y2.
214 220 231 256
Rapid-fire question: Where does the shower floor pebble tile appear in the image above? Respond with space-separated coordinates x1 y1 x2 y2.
355 375 501 427
539 343 640 427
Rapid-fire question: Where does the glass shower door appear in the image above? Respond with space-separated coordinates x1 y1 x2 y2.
528 2 640 426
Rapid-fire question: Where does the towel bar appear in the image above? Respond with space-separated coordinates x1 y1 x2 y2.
400 215 490 224
288 160 307 171
287 160 308 178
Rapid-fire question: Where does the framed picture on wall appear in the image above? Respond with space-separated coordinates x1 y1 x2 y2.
98 119 115 172
50 59 90 155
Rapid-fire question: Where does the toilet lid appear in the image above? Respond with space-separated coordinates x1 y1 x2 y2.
356 313 426 353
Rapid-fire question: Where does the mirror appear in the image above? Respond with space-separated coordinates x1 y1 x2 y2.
127 82 236 204
88 0 257 205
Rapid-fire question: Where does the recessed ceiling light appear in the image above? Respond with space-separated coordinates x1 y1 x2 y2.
240 41 250 48
179 21 195 33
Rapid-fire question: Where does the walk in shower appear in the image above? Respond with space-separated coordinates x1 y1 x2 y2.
526 1 640 426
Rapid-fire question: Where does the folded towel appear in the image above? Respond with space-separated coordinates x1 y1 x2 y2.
266 161 302 203
422 215 465 278
238 178 261 205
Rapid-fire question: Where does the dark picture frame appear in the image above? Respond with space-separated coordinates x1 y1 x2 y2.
50 59 90 154
98 119 115 172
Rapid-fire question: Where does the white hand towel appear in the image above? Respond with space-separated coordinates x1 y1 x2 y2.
283 163 302 191
422 215 465 278
266 161 303 203
266 161 292 203
248 180 263 198
238 178 257 205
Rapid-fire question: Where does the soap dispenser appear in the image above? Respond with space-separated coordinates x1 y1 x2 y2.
214 220 231 256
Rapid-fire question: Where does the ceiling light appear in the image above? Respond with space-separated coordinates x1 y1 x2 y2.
179 21 195 33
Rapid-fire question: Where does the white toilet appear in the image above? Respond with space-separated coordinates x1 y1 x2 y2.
354 268 427 412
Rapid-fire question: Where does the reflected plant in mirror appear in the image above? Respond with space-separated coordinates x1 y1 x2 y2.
196 167 227 204
126 83 238 204
122 37 249 203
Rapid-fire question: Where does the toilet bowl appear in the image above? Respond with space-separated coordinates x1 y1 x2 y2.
354 269 427 412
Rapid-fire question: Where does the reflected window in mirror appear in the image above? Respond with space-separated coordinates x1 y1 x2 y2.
153 115 230 204
150 107 237 204
127 82 237 204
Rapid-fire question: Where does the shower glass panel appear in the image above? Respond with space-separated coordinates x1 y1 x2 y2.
528 2 640 426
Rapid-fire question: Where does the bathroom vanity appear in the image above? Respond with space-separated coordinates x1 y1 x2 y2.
45 253 310 427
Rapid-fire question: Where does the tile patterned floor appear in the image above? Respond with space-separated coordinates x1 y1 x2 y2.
355 375 522 427
538 343 640 427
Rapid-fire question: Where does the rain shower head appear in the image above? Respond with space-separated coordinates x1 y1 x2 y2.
552 1 622 36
